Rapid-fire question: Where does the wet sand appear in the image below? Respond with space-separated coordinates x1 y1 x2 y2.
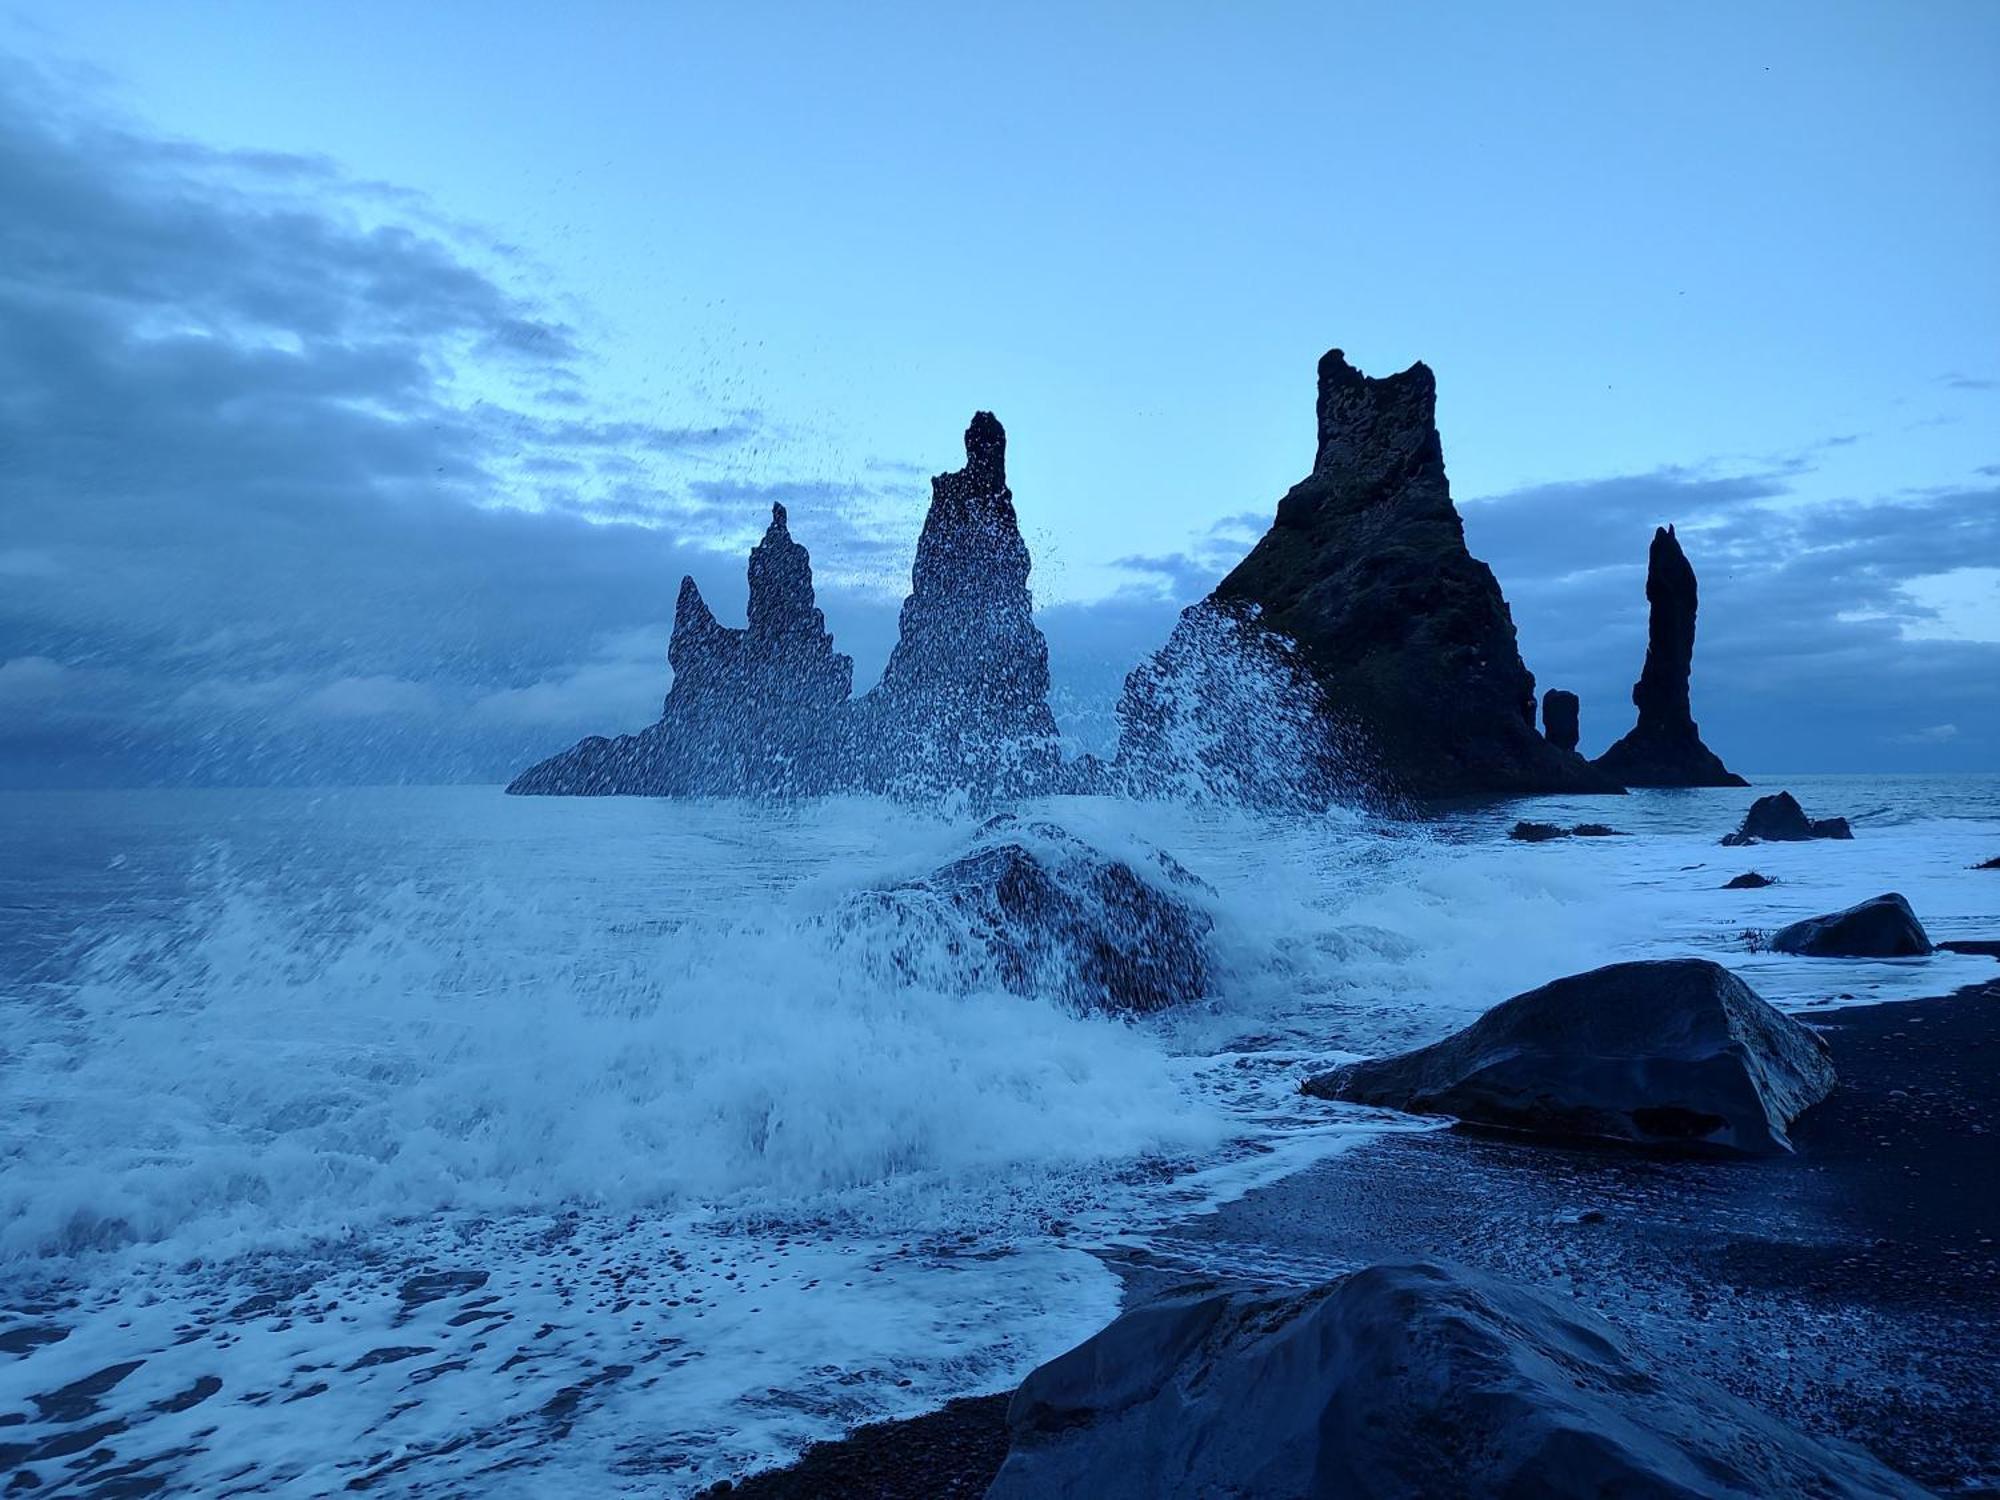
711 968 2000 1497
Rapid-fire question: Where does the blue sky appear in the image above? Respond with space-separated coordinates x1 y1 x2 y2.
1 1 1995 783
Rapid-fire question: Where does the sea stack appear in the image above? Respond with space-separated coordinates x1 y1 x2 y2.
1542 689 1580 752
1134 349 1619 800
507 504 853 795
857 412 1065 795
1593 525 1746 787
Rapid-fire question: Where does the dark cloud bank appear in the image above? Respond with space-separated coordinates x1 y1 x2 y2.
2 59 1993 787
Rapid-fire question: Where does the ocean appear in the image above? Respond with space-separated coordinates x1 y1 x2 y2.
3 775 1997 1495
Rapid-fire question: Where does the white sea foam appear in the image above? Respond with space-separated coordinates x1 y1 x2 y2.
1 779 1995 1493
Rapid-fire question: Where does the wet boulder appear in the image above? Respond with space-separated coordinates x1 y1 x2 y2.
1771 893 1933 959
836 818 1213 1014
1724 871 1777 890
1722 791 1853 845
988 1260 1925 1500
1509 821 1626 842
1509 820 1568 842
1303 958 1834 1154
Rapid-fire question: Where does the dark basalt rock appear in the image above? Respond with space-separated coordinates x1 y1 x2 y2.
833 818 1214 1015
1771 893 1934 959
1975 856 2000 871
1158 349 1619 800
1509 821 1625 842
1541 688 1580 751
1721 791 1855 845
1510 820 1569 842
987 1260 1924 1500
1303 958 1835 1155
1592 526 1747 788
1725 871 1777 889
854 413 1065 797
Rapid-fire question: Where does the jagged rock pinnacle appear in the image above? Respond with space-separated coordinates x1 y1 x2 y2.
961 411 1007 491
1593 525 1746 787
858 408 1061 794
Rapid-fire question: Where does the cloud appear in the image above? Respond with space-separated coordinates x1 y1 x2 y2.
1456 467 2000 771
0 656 74 706
0 56 912 785
3 55 1989 785
1896 723 1960 745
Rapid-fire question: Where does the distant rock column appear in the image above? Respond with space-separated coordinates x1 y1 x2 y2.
858 413 1065 795
1542 689 1580 752
1592 525 1746 787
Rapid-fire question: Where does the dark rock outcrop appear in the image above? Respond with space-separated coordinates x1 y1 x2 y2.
1722 790 1854 845
1725 871 1777 889
1541 687 1580 751
1304 958 1835 1155
1509 821 1625 842
987 1260 1924 1500
830 817 1213 1014
1975 856 2000 871
854 414 1064 797
1510 820 1569 842
1593 526 1747 787
1127 349 1619 801
1771 893 1934 959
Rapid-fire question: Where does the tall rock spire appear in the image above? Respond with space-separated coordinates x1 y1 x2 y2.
860 412 1064 795
1127 347 1620 800
1592 525 1746 787
744 503 853 712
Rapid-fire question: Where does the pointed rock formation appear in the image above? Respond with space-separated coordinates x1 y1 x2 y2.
1541 689 1580 752
739 503 853 715
507 504 852 795
858 413 1065 795
1123 350 1619 801
1592 525 1746 787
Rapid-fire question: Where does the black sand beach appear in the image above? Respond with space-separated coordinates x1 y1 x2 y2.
714 968 2000 1498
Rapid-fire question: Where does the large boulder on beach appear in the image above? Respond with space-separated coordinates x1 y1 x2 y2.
1771 893 1934 959
1722 790 1853 845
1302 958 1834 1154
833 818 1213 1014
986 1260 1925 1500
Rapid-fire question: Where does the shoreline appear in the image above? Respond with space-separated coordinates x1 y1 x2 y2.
711 964 2000 1497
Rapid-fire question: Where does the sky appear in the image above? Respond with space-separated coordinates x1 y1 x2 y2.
1 0 1995 785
